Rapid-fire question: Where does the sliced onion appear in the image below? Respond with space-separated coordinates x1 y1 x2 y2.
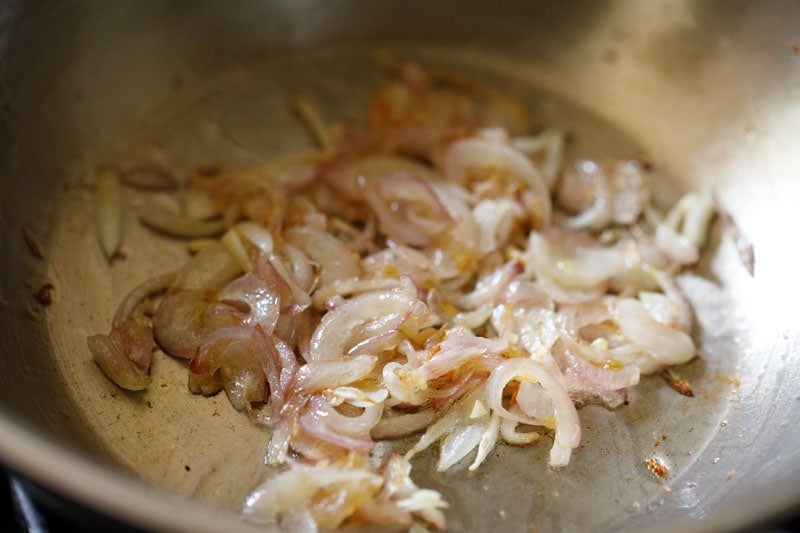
294 355 377 394
468 411 501 471
651 270 693 333
638 291 674 326
112 272 177 328
553 338 640 391
429 180 480 253
188 325 262 396
383 362 428 405
286 226 361 290
278 242 315 292
363 246 439 289
88 319 153 391
221 227 252 272
486 358 581 468
371 407 439 439
444 135 546 190
512 131 565 188
95 166 123 260
329 277 402 298
405 386 482 461
613 298 695 366
254 331 294 417
444 135 550 227
309 288 420 361
610 160 649 225
218 273 280 334
558 301 616 337
120 164 179 190
437 422 485 471
458 260 522 310
220 367 266 412
666 191 716 248
527 228 627 290
327 386 388 408
500 418 541 446
507 307 560 359
452 306 493 330
322 154 441 201
419 327 507 381
174 241 242 291
502 280 553 309
258 150 327 188
153 290 228 359
261 253 312 314
559 160 648 230
139 206 225 238
237 222 274 255
265 393 308 465
571 386 629 410
655 224 699 265
364 172 454 247
298 394 383 451
557 160 608 215
472 198 520 256
243 462 383 526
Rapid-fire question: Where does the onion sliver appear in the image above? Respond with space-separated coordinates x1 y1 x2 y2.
527 229 626 290
140 207 225 238
298 394 382 451
486 358 581 467
309 287 420 361
614 298 695 366
294 355 377 393
443 136 551 226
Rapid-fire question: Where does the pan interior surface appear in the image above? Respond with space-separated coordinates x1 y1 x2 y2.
0 2 798 532
48 44 746 531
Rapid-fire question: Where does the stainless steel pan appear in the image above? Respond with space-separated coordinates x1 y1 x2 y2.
1 1 799 531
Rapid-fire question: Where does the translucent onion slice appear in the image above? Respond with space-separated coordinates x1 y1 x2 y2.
613 298 695 366
243 463 383 526
419 327 507 381
297 394 383 451
174 241 242 291
655 224 699 265
458 260 522 310
371 407 440 439
553 338 641 391
322 154 441 201
472 198 520 256
443 134 551 227
95 166 123 260
437 423 485 471
120 164 179 191
527 228 627 291
139 207 225 238
405 387 482 463
486 358 581 468
364 172 454 247
294 355 377 394
500 418 541 446
309 287 420 362
265 394 308 465
218 273 281 334
286 226 361 289
87 319 153 391
112 272 177 328
188 325 262 396
511 131 565 188
152 290 214 359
